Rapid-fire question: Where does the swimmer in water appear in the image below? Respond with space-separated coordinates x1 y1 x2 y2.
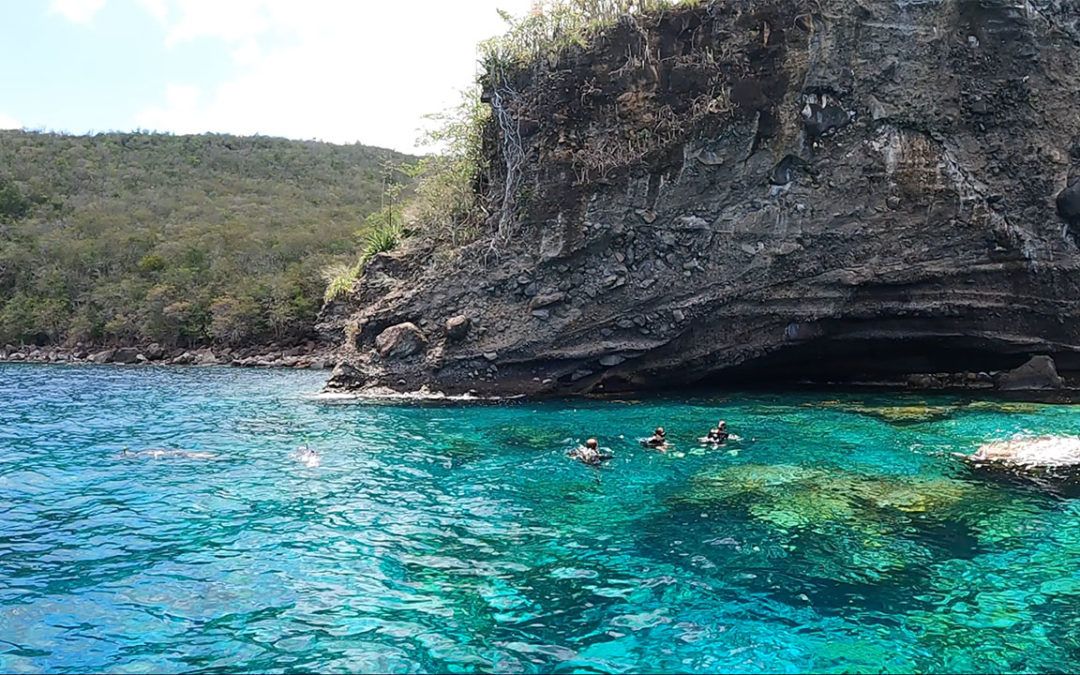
704 420 729 444
643 427 668 450
567 438 614 466
293 446 320 468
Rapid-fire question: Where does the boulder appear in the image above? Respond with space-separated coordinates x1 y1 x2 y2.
172 351 196 365
327 361 365 389
445 315 471 341
90 349 116 364
375 322 427 359
145 343 165 360
194 349 219 366
112 347 141 364
997 355 1064 391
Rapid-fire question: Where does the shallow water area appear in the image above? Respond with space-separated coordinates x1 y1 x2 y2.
3 364 1080 673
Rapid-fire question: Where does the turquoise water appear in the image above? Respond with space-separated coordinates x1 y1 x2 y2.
3 365 1080 673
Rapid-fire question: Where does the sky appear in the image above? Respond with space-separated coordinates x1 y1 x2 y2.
0 0 536 153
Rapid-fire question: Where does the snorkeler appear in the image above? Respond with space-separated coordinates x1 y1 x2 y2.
643 427 668 450
293 446 320 468
705 420 743 445
567 438 614 466
707 421 730 444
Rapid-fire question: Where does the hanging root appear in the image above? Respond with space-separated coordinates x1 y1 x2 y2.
490 86 526 245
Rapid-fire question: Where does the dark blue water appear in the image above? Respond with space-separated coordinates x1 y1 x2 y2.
3 364 1080 673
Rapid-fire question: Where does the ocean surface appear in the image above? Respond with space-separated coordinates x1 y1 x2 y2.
3 364 1080 673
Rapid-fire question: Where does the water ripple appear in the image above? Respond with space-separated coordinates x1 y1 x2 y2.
3 365 1080 672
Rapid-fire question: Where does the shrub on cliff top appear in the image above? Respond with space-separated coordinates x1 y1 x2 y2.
481 0 690 77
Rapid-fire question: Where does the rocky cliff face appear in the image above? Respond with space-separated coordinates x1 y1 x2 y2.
323 0 1080 396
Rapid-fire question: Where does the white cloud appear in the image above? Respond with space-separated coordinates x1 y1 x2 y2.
49 0 107 23
0 114 21 130
133 0 534 152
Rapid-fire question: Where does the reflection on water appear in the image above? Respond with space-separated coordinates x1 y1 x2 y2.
2 365 1080 673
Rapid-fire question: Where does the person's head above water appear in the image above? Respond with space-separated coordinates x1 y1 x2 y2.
654 427 665 437
586 438 598 450
718 420 727 431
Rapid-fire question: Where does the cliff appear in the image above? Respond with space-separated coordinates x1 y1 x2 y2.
324 0 1080 396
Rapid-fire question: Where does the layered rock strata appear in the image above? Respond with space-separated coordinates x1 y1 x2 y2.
322 0 1080 396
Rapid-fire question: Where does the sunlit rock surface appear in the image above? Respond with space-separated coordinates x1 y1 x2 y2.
969 436 1080 469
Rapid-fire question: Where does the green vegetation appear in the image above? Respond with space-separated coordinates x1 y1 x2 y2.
0 130 414 347
322 163 408 303
407 89 491 247
481 0 688 77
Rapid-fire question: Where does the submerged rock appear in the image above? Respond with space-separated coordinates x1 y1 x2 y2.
666 463 986 585
843 403 958 424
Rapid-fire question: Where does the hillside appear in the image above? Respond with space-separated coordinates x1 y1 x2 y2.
0 130 414 348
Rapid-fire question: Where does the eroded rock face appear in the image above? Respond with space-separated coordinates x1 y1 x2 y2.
322 0 1080 396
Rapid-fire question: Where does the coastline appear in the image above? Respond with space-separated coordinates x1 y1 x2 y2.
7 346 1080 405
0 343 338 370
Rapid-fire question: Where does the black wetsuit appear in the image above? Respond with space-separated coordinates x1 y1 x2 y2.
707 430 729 443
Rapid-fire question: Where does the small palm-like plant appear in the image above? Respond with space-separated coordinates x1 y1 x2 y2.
359 221 402 266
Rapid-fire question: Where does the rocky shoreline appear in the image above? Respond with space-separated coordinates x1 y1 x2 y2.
0 342 338 370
